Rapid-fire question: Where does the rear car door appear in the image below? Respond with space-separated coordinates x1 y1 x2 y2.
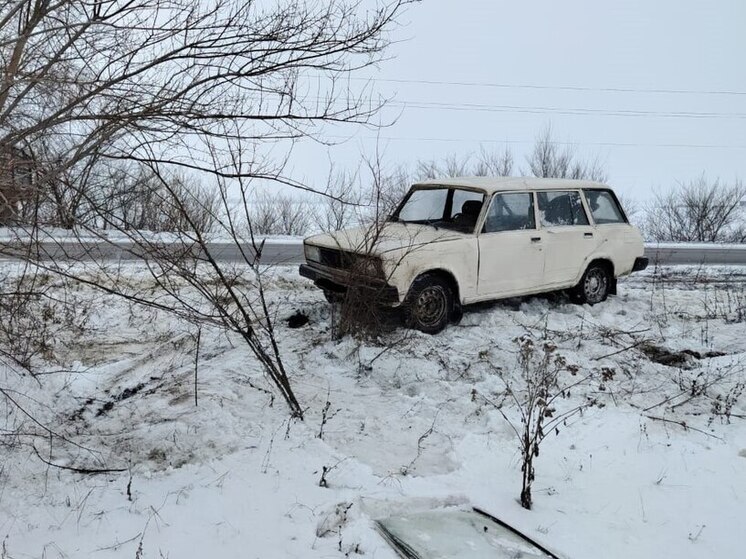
477 192 545 298
537 190 601 287
583 188 642 274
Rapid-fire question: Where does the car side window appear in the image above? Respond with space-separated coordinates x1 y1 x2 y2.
482 193 536 233
537 191 589 227
449 189 485 232
450 189 484 220
583 189 627 224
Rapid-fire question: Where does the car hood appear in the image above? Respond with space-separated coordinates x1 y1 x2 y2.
304 222 465 256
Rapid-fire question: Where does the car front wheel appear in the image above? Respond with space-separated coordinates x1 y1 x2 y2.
573 263 611 305
323 289 343 304
406 274 453 334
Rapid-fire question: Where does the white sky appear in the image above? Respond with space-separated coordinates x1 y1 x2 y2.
289 0 746 203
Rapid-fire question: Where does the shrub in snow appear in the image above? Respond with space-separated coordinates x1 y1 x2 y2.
479 335 602 510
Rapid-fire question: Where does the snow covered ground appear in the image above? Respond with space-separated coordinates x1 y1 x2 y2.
1 264 745 558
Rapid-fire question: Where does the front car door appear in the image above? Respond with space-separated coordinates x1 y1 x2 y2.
476 191 545 298
536 190 601 287
390 185 484 301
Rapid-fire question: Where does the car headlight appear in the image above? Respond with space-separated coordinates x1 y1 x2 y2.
305 244 321 263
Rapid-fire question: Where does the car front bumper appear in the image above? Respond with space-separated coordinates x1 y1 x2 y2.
632 256 649 272
299 263 401 304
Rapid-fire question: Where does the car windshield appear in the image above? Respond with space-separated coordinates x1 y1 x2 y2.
377 509 557 559
393 187 485 233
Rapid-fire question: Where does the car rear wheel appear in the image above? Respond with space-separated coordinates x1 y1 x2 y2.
406 274 453 334
573 263 611 305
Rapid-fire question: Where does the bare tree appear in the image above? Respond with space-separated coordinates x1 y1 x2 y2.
415 154 471 180
0 0 413 226
415 147 514 181
250 190 312 236
0 146 33 225
20 150 308 418
473 146 514 177
526 126 607 183
317 149 489 239
441 153 471 178
616 192 640 222
361 161 410 222
645 176 746 242
92 166 219 233
313 165 363 233
0 266 56 370
414 158 440 180
13 143 98 228
13 155 218 232
313 157 408 235
1 0 414 420
325 146 423 337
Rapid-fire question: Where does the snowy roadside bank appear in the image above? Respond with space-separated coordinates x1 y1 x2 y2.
1 264 744 558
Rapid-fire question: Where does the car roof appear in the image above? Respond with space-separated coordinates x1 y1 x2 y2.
412 176 611 194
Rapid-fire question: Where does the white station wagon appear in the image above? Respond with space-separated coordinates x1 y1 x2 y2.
300 177 648 333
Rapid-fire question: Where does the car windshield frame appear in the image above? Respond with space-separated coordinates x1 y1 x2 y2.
391 185 486 234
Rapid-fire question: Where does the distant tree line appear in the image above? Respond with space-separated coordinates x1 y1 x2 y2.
3 118 744 243
644 177 745 243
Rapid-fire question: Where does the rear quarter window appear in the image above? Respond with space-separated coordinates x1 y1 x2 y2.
584 189 627 224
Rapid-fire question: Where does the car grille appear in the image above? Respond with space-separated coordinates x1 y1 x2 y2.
319 247 354 269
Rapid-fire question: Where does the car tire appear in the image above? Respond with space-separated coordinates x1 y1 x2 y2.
573 263 611 305
405 274 453 334
323 289 343 304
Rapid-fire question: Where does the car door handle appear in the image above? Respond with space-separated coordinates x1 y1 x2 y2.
584 232 594 238
531 236 542 242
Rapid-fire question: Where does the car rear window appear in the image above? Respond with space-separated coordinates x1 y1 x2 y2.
584 189 627 224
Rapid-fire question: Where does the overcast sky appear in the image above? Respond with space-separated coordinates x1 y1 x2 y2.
290 0 746 203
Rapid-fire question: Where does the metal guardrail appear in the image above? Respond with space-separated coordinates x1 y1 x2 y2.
0 239 304 265
1 238 746 266
643 243 746 266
